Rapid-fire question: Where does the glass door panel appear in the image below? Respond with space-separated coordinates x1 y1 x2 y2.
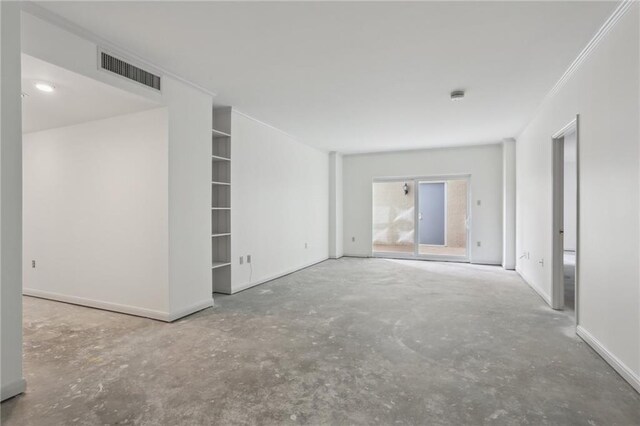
418 179 468 258
372 181 415 254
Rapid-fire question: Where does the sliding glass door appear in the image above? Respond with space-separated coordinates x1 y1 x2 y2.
372 180 415 255
372 176 469 261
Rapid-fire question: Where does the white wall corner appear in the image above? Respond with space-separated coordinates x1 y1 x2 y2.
1 0 26 403
502 138 516 270
1 378 26 402
329 152 344 259
165 299 214 322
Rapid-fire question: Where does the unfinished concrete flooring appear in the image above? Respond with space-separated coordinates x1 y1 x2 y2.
2 258 639 425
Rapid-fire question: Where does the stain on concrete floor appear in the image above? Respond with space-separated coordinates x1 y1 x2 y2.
2 258 639 425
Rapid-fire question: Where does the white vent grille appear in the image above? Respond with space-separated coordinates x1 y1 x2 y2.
100 51 161 91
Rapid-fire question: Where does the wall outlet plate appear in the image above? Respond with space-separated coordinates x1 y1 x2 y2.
239 256 243 265
247 255 251 263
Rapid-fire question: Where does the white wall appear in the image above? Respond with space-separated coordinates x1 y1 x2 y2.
328 152 344 258
1 0 26 402
343 144 503 264
516 3 639 390
23 108 170 317
164 79 213 316
502 139 516 269
230 111 329 293
563 131 577 252
21 10 214 320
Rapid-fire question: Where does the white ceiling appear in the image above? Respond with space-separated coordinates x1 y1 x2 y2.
35 1 616 152
22 54 160 134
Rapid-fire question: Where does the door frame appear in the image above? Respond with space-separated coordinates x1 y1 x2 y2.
551 115 580 324
372 174 471 262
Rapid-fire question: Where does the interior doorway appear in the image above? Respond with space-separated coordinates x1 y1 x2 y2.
552 117 579 318
21 53 166 315
372 176 470 261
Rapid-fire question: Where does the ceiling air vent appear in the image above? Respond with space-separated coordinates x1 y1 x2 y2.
100 51 161 91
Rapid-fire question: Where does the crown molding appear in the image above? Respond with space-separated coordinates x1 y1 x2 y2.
518 0 636 136
232 109 328 153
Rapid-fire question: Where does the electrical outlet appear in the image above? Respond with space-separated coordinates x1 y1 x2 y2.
477 200 481 206
32 260 36 268
352 237 355 242
305 242 308 249
247 255 251 263
476 241 481 247
239 256 244 265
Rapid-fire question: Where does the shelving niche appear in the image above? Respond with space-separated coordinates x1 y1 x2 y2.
211 106 232 294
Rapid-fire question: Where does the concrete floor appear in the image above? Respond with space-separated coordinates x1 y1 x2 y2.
2 258 639 425
564 251 576 313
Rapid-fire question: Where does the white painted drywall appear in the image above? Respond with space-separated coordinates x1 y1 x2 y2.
23 108 170 316
230 111 329 293
502 139 516 269
343 144 503 264
165 79 213 315
516 4 639 385
329 152 344 259
1 0 26 401
21 11 214 320
563 131 577 252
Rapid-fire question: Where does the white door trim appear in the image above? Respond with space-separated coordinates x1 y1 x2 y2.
551 115 580 326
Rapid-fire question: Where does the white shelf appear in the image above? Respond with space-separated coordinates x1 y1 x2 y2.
212 106 232 294
212 261 231 269
212 129 231 138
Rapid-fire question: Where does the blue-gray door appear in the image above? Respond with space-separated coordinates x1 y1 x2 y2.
419 182 445 245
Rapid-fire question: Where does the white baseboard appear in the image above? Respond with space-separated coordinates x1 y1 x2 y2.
470 259 503 266
229 258 328 294
501 262 516 270
23 288 172 322
1 378 26 402
166 299 214 322
576 325 640 393
515 267 552 306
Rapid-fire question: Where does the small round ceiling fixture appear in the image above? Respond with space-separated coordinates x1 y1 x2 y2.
35 82 55 93
450 90 465 101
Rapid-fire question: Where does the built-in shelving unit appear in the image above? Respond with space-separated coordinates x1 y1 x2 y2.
211 106 232 294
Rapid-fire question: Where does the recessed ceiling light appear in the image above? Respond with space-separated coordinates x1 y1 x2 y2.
35 82 55 93
450 90 465 101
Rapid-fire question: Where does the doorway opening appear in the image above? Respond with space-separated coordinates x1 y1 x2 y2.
21 53 166 315
372 176 470 261
552 117 579 318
